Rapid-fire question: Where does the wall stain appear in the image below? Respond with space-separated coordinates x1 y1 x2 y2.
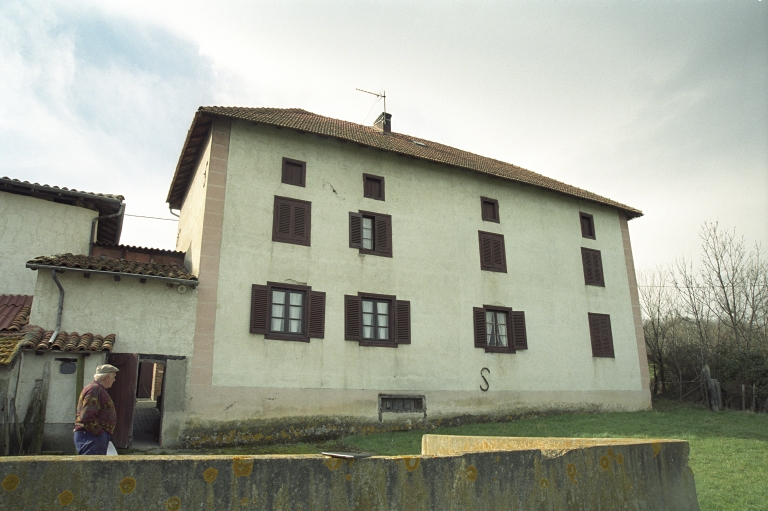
403 457 421 472
58 490 74 506
652 442 662 458
324 457 343 471
346 474 352 481
240 497 249 507
600 456 611 470
466 465 477 482
567 464 579 485
2 474 19 492
540 478 549 489
119 477 136 494
616 453 624 464
204 467 219 483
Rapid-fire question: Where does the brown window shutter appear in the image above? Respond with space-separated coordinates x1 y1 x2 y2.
473 307 486 348
276 199 292 236
344 294 361 340
349 212 363 249
281 157 306 187
395 300 411 344
511 311 527 350
582 248 604 286
293 203 310 244
492 237 506 271
307 291 326 339
479 235 493 270
478 231 506 272
588 313 614 357
250 284 269 334
375 215 392 256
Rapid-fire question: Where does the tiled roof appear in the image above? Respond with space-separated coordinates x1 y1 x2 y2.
0 295 33 331
167 107 642 218
1 176 125 245
27 253 198 283
20 326 115 353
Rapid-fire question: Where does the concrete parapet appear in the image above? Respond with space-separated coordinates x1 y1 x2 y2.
0 436 698 510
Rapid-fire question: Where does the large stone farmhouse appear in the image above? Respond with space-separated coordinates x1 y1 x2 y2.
1 107 650 451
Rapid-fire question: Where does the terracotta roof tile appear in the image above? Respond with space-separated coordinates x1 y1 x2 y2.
0 295 33 331
0 176 124 201
0 335 24 365
167 107 642 218
26 254 197 282
20 326 116 353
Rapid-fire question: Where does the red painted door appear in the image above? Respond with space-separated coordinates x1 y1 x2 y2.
107 353 138 449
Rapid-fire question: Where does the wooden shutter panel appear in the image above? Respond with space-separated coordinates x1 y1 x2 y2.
250 284 269 334
592 251 604 286
349 213 363 249
344 295 361 340
395 300 411 344
582 248 604 286
479 235 493 270
492 237 506 271
375 215 392 256
293 202 310 244
276 200 292 236
473 307 486 347
511 311 527 350
588 313 614 357
307 291 326 339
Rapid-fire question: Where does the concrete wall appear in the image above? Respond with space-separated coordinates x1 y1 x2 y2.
0 192 95 295
0 437 699 510
179 119 649 434
176 130 213 276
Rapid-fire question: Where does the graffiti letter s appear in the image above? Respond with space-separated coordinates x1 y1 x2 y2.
480 367 490 392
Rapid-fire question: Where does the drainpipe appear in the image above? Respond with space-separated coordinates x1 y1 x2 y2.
48 270 65 346
89 203 125 256
169 208 180 218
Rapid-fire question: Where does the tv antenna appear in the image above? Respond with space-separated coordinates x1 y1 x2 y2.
356 88 386 115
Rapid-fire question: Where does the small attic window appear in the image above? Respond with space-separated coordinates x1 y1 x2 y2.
412 140 427 147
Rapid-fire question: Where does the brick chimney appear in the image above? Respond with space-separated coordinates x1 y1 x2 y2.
373 112 392 134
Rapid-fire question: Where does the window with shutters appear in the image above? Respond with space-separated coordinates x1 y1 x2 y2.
281 157 306 187
250 282 325 342
344 293 410 347
588 313 614 358
481 197 499 223
581 247 605 286
580 212 595 239
472 306 527 353
272 196 311 246
349 211 392 257
478 231 506 272
363 174 385 201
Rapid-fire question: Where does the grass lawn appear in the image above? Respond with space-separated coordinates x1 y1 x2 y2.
337 400 768 511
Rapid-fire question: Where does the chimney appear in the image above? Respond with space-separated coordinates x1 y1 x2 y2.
373 112 392 134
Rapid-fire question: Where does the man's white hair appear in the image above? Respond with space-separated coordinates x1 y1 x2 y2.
94 373 113 382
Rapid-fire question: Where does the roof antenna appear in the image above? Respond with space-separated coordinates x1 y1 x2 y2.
356 88 386 115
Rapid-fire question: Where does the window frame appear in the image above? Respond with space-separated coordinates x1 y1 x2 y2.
473 306 527 353
349 210 393 257
250 282 325 342
478 231 507 273
281 157 306 187
363 174 385 201
272 196 311 247
345 292 410 347
580 212 595 239
581 247 605 287
588 313 615 358
481 197 500 223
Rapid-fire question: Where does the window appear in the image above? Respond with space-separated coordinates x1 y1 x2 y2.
272 196 311 246
345 293 410 347
349 211 392 257
588 313 614 357
581 247 605 286
250 282 325 342
363 174 385 201
481 197 499 223
580 212 595 239
281 157 306 187
478 231 506 272
472 306 527 353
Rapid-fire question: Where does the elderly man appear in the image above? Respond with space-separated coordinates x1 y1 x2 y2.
73 364 119 455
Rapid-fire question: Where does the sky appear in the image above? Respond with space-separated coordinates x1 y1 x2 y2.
1 0 766 274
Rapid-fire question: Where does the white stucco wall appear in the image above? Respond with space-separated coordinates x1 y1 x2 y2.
192 120 647 421
29 271 197 357
0 192 95 295
176 131 212 276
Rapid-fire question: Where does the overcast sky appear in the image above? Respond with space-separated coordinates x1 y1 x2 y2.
1 0 766 274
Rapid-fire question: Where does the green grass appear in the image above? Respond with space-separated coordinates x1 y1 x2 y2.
336 400 768 511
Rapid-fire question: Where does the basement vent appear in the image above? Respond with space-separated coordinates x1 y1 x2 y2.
378 394 427 422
